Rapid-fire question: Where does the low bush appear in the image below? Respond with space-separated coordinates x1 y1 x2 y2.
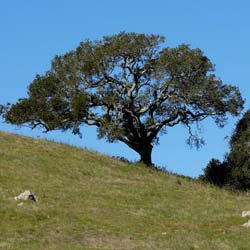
200 158 230 187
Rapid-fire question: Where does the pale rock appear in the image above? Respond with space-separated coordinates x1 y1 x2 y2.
242 211 250 217
243 220 250 228
14 190 37 201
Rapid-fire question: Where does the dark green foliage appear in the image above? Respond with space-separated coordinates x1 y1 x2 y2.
4 32 244 166
5 74 90 135
229 110 250 147
228 163 250 190
227 110 250 190
200 159 230 187
201 111 250 190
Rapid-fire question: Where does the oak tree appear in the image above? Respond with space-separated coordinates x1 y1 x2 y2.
4 32 244 166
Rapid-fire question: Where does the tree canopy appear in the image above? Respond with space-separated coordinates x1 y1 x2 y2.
200 110 250 190
227 110 250 189
4 32 244 166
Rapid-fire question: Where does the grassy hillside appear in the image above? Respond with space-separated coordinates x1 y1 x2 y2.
1 131 250 250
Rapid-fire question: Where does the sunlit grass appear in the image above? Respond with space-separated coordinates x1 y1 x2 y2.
1 131 250 250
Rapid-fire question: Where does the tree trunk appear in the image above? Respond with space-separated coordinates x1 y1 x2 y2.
138 143 153 166
119 137 154 167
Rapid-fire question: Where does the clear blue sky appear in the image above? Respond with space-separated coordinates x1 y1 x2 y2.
1 0 249 177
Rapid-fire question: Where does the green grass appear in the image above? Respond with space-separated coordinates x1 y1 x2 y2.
1 131 250 249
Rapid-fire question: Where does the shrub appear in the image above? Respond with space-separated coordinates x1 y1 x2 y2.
201 110 250 190
200 158 230 187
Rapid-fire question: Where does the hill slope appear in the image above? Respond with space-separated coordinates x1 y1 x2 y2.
1 131 250 250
